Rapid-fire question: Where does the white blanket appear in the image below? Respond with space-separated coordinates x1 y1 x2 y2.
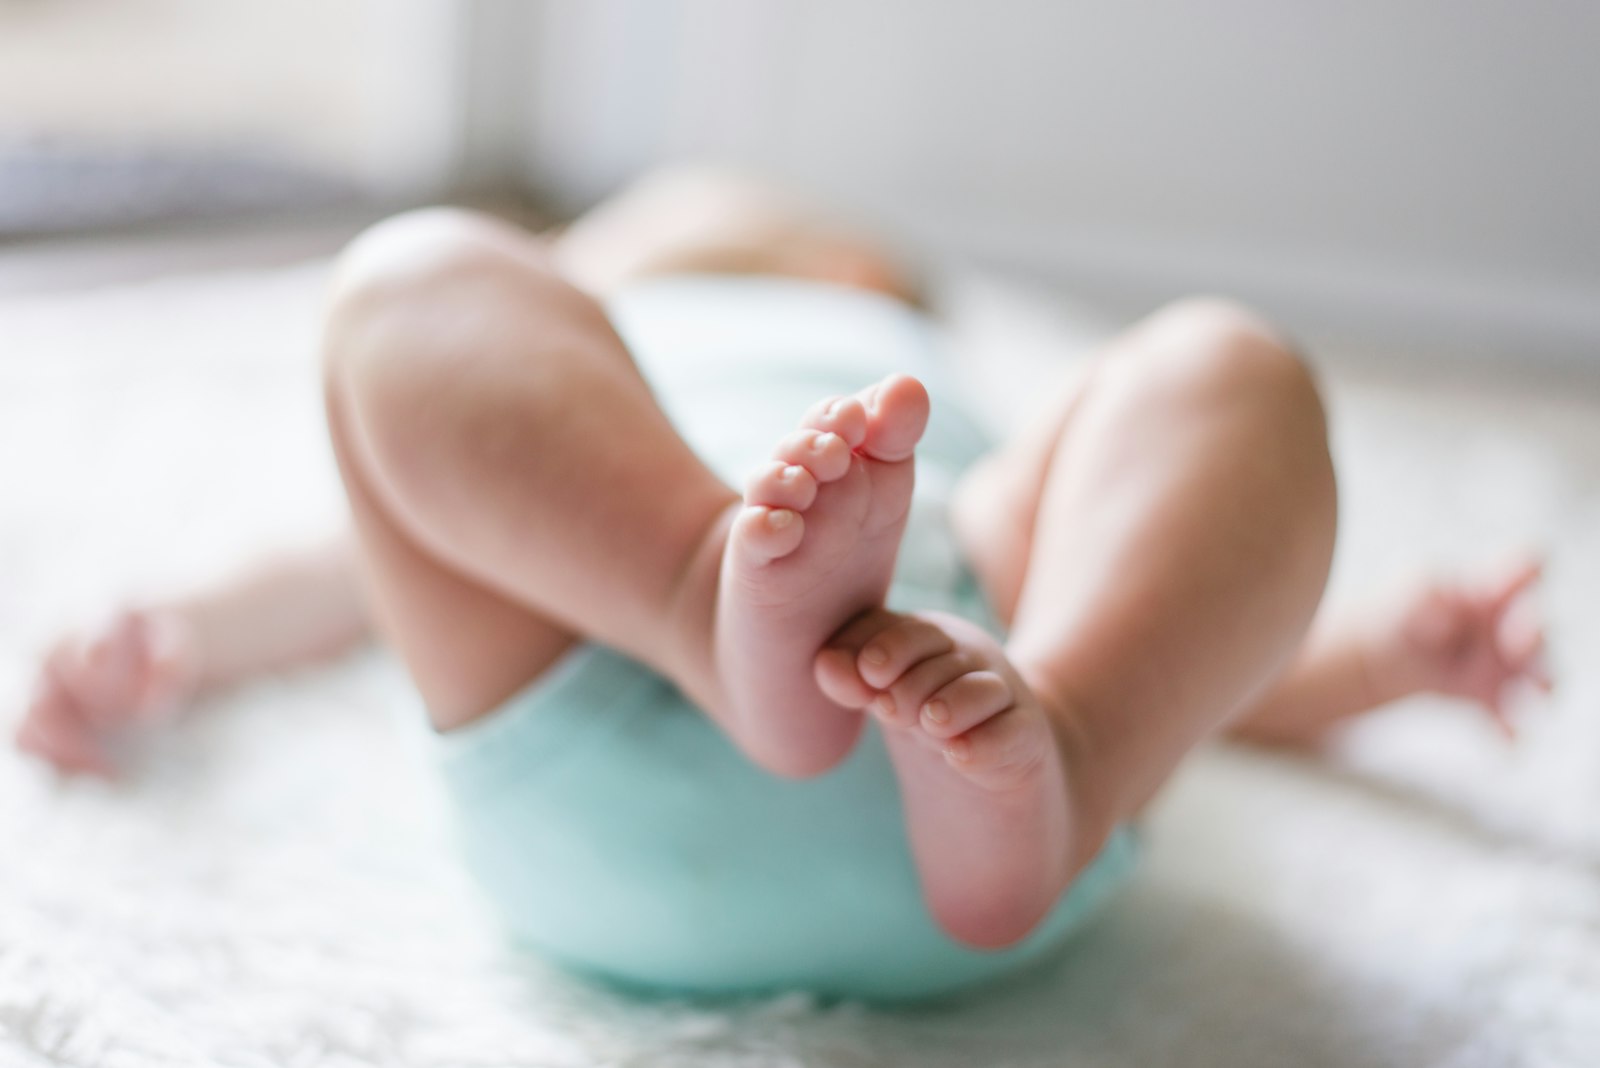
2 264 1596 1066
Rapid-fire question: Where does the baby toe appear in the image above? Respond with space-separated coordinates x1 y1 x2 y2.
731 505 804 564
857 374 929 462
942 706 1052 790
813 646 877 709
886 650 979 728
744 460 818 512
774 429 853 483
920 670 1013 739
857 617 955 690
801 394 869 449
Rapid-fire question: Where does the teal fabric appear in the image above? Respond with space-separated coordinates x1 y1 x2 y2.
431 277 1137 1001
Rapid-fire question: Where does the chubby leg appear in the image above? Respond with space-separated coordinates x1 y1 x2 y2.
322 208 745 729
820 299 1337 946
19 176 935 769
985 299 1338 820
323 207 917 776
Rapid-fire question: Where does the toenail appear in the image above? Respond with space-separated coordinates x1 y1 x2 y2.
825 398 844 417
922 700 950 725
943 737 971 763
767 508 796 529
782 464 805 482
871 693 895 720
862 646 889 666
814 432 840 452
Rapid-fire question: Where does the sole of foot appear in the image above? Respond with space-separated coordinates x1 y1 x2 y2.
815 607 1085 947
714 373 929 778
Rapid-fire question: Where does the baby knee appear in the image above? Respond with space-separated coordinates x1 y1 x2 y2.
322 207 561 392
1135 298 1324 431
321 212 509 456
329 208 539 319
1146 296 1279 346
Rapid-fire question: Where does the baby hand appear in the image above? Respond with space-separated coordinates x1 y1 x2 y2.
1389 557 1551 736
16 608 197 775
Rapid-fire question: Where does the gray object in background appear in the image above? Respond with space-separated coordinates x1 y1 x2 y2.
509 1 1600 363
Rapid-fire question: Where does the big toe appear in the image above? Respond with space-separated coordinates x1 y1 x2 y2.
858 374 930 462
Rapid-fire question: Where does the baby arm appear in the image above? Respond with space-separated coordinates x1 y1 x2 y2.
1229 557 1549 747
17 531 371 775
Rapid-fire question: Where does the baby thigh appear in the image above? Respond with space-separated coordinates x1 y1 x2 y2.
956 298 1337 824
321 208 734 729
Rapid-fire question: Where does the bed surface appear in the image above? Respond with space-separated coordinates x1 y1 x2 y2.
3 263 1597 1066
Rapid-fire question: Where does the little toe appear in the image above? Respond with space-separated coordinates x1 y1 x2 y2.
887 650 979 727
745 461 818 512
801 394 869 449
857 374 930 462
816 608 906 705
942 706 1052 789
774 429 853 482
731 505 805 563
919 671 1013 739
857 617 955 690
823 607 903 656
814 646 877 709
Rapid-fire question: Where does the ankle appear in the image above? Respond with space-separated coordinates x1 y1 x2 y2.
1013 658 1120 875
658 495 741 708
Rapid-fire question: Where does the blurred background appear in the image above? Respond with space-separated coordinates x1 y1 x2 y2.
3 0 1595 363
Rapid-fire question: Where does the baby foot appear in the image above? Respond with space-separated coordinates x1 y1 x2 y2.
715 373 929 777
16 608 197 775
815 608 1086 948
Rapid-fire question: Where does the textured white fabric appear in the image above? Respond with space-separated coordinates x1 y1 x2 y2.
2 263 1597 1066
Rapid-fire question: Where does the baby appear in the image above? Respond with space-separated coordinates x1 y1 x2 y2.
18 169 1549 1000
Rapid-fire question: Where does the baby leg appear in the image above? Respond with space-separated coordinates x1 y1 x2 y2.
323 208 739 729
821 299 1336 947
975 299 1338 826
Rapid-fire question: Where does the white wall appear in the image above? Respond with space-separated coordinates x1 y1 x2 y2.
0 0 460 196
514 1 1599 361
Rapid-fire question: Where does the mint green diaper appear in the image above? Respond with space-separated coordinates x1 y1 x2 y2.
431 277 1137 1001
